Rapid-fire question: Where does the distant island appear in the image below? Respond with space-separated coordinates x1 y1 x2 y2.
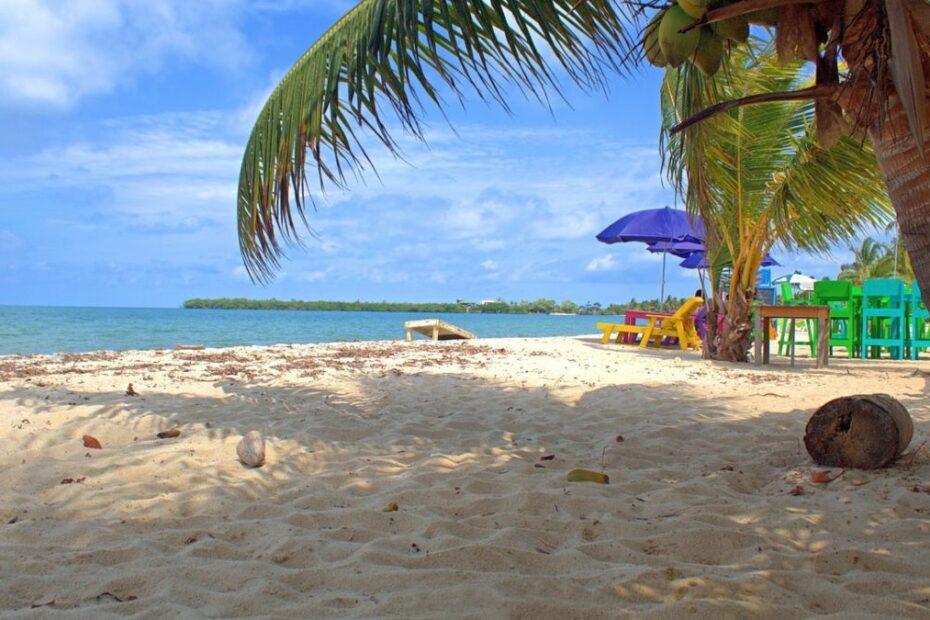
183 297 688 315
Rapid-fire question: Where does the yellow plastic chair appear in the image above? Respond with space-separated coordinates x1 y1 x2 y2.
597 297 704 351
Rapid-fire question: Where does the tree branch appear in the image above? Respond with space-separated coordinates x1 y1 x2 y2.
669 84 839 134
681 0 828 33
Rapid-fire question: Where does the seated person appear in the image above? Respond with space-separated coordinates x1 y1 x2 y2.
693 289 708 342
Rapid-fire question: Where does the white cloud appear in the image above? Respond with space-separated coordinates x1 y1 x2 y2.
441 192 523 238
240 122 675 289
586 254 617 272
0 230 24 252
0 111 241 228
529 209 601 240
325 125 670 251
472 239 507 252
365 268 410 284
0 0 249 108
629 249 664 264
233 69 290 134
299 269 332 283
391 243 437 259
0 101 680 303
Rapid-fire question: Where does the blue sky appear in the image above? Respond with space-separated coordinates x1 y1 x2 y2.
0 0 852 308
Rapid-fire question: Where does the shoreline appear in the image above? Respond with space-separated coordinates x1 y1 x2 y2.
0 306 616 357
1 336 928 616
0 334 606 362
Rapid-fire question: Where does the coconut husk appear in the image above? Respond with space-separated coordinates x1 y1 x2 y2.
804 394 913 469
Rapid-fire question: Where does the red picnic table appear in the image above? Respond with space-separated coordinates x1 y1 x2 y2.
620 309 674 344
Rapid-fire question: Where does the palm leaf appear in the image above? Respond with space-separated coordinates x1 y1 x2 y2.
238 0 634 281
661 41 892 262
838 237 895 283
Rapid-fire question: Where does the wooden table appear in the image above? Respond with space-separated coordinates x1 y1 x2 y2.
754 305 830 368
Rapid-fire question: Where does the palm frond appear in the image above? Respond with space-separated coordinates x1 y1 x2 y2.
661 40 892 261
837 236 897 283
765 130 893 253
238 0 635 281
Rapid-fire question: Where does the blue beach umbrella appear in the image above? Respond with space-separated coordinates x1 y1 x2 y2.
646 239 706 258
596 207 705 304
596 206 704 244
679 251 780 269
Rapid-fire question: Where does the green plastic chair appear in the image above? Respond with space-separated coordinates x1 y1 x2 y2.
909 280 930 360
813 280 859 358
861 279 906 359
777 282 816 356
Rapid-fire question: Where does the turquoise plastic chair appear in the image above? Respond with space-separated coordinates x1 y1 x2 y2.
777 282 816 356
910 280 930 360
861 279 906 359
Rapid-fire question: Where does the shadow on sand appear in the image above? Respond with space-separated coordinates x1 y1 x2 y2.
1 346 929 617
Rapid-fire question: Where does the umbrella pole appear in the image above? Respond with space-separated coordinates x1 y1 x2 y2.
660 252 667 310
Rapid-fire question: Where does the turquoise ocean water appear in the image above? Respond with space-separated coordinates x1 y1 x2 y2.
0 306 615 356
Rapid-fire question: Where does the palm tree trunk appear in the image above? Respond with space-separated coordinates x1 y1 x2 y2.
703 303 718 359
869 93 930 304
716 284 754 362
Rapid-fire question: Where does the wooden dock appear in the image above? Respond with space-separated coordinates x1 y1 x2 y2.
404 319 476 342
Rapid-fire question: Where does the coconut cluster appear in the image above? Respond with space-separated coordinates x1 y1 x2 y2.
642 1 776 75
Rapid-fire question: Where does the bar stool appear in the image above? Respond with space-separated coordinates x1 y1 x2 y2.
861 279 906 360
909 280 930 360
777 282 816 357
813 280 859 358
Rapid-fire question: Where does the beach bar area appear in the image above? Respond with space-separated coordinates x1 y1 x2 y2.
758 278 930 364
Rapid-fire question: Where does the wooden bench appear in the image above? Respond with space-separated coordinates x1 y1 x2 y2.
405 319 476 341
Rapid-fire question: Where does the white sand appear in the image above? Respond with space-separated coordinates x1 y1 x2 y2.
1 336 929 618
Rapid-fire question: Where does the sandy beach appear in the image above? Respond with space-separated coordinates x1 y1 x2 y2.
1 336 929 618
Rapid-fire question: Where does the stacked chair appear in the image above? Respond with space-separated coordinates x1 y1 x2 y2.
860 278 906 359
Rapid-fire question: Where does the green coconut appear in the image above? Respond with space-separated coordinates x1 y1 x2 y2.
677 0 709 19
692 27 724 76
714 16 750 43
659 5 702 68
642 11 667 67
